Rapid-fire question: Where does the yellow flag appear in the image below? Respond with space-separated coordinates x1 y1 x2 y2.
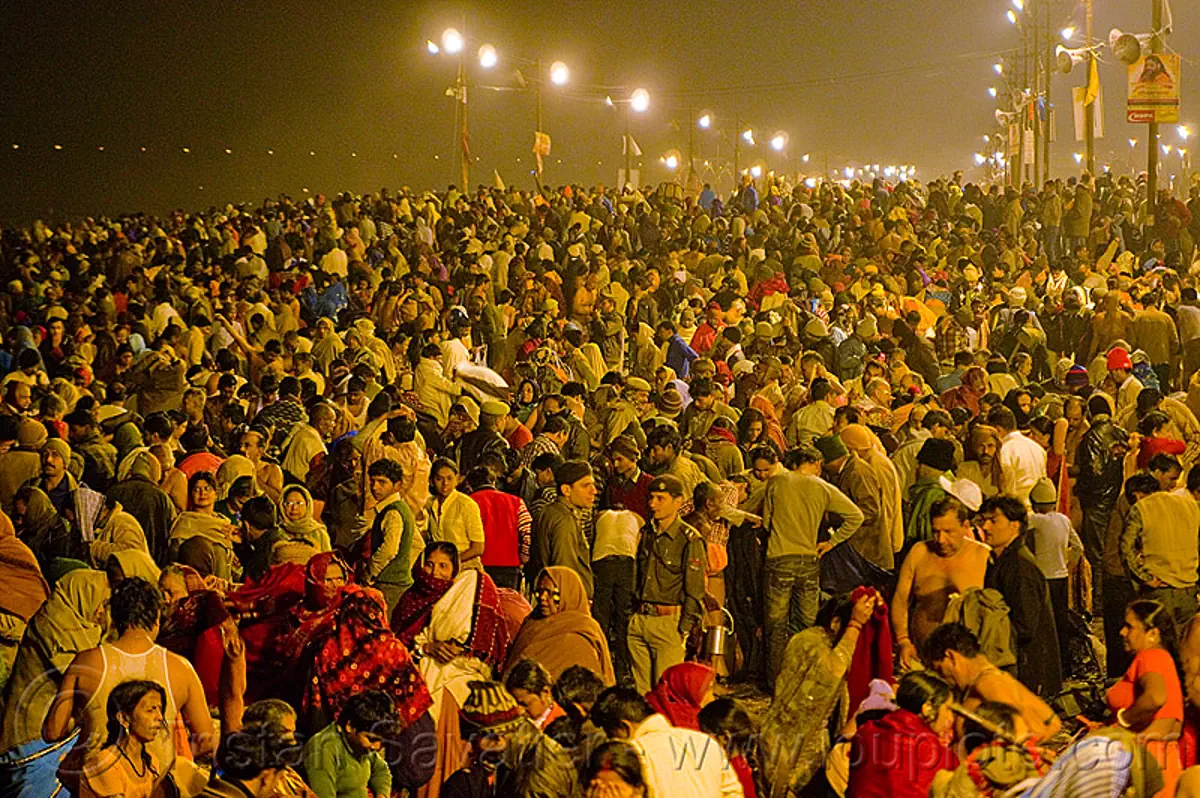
1084 56 1100 106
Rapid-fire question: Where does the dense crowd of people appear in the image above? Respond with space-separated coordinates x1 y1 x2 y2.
0 168 1199 797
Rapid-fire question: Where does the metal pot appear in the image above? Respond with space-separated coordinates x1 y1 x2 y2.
702 607 735 659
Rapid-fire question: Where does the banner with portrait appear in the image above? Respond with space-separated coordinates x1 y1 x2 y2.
1127 53 1181 123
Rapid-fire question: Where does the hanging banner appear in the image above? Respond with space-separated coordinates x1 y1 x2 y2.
1127 53 1181 123
1049 107 1057 143
1023 130 1036 165
1073 87 1105 141
1008 124 1020 158
532 131 551 174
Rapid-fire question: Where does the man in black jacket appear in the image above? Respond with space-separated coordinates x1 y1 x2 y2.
980 495 1063 698
1074 394 1129 612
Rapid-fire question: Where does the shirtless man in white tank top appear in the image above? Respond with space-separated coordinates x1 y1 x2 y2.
43 577 216 792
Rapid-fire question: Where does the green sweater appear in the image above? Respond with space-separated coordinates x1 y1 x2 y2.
301 723 391 798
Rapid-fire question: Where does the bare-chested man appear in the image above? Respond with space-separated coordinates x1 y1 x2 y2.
891 495 989 670
924 621 1062 741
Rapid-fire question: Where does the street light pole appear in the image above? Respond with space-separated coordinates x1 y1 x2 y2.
733 111 741 180
1084 0 1095 176
458 52 469 189
1146 0 1165 217
1043 0 1053 183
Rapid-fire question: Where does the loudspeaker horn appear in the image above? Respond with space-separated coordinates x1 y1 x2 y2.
1109 28 1152 64
1056 45 1087 74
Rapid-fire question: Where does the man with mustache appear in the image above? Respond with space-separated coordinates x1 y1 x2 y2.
891 494 989 670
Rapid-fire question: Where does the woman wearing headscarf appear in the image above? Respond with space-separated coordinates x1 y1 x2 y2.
157 564 232 708
310 317 345 375
111 422 144 465
105 550 161 586
646 662 717 731
502 566 614 685
391 542 509 798
276 484 330 555
277 552 432 734
108 448 176 564
0 570 109 798
166 471 237 581
940 366 988 419
0 508 50 684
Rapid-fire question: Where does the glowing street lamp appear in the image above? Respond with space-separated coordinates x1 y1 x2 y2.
1073 152 1083 164
426 40 440 54
1163 144 1173 155
549 61 569 86
662 153 679 169
1179 125 1193 141
697 113 711 129
988 87 998 98
993 63 1004 75
770 133 787 152
1011 0 1024 10
750 165 763 178
1006 10 1018 25
1060 26 1076 40
630 88 650 113
802 153 810 163
478 44 497 69
974 153 987 165
441 28 464 55
1129 138 1139 148
741 129 755 144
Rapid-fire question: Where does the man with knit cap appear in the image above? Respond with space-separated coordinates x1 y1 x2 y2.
602 377 650 449
628 473 706 693
444 680 577 798
529 459 595 596
24 437 77 516
903 438 957 549
1107 346 1143 420
817 434 893 569
762 445 863 683
1029 476 1083 667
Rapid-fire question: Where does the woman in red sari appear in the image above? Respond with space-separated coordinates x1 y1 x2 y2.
279 553 431 733
157 564 232 708
646 662 716 731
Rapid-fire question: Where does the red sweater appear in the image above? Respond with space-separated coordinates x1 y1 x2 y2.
471 488 527 568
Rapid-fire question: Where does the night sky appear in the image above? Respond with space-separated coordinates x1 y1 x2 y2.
1 0 1196 222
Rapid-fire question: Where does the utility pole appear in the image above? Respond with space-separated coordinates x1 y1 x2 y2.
534 58 543 189
687 105 696 186
1147 0 1164 216
733 111 741 181
1032 0 1041 186
1084 0 1095 176
455 51 469 189
1043 0 1053 183
623 106 631 188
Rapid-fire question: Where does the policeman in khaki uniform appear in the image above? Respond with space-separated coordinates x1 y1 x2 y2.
627 473 707 693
